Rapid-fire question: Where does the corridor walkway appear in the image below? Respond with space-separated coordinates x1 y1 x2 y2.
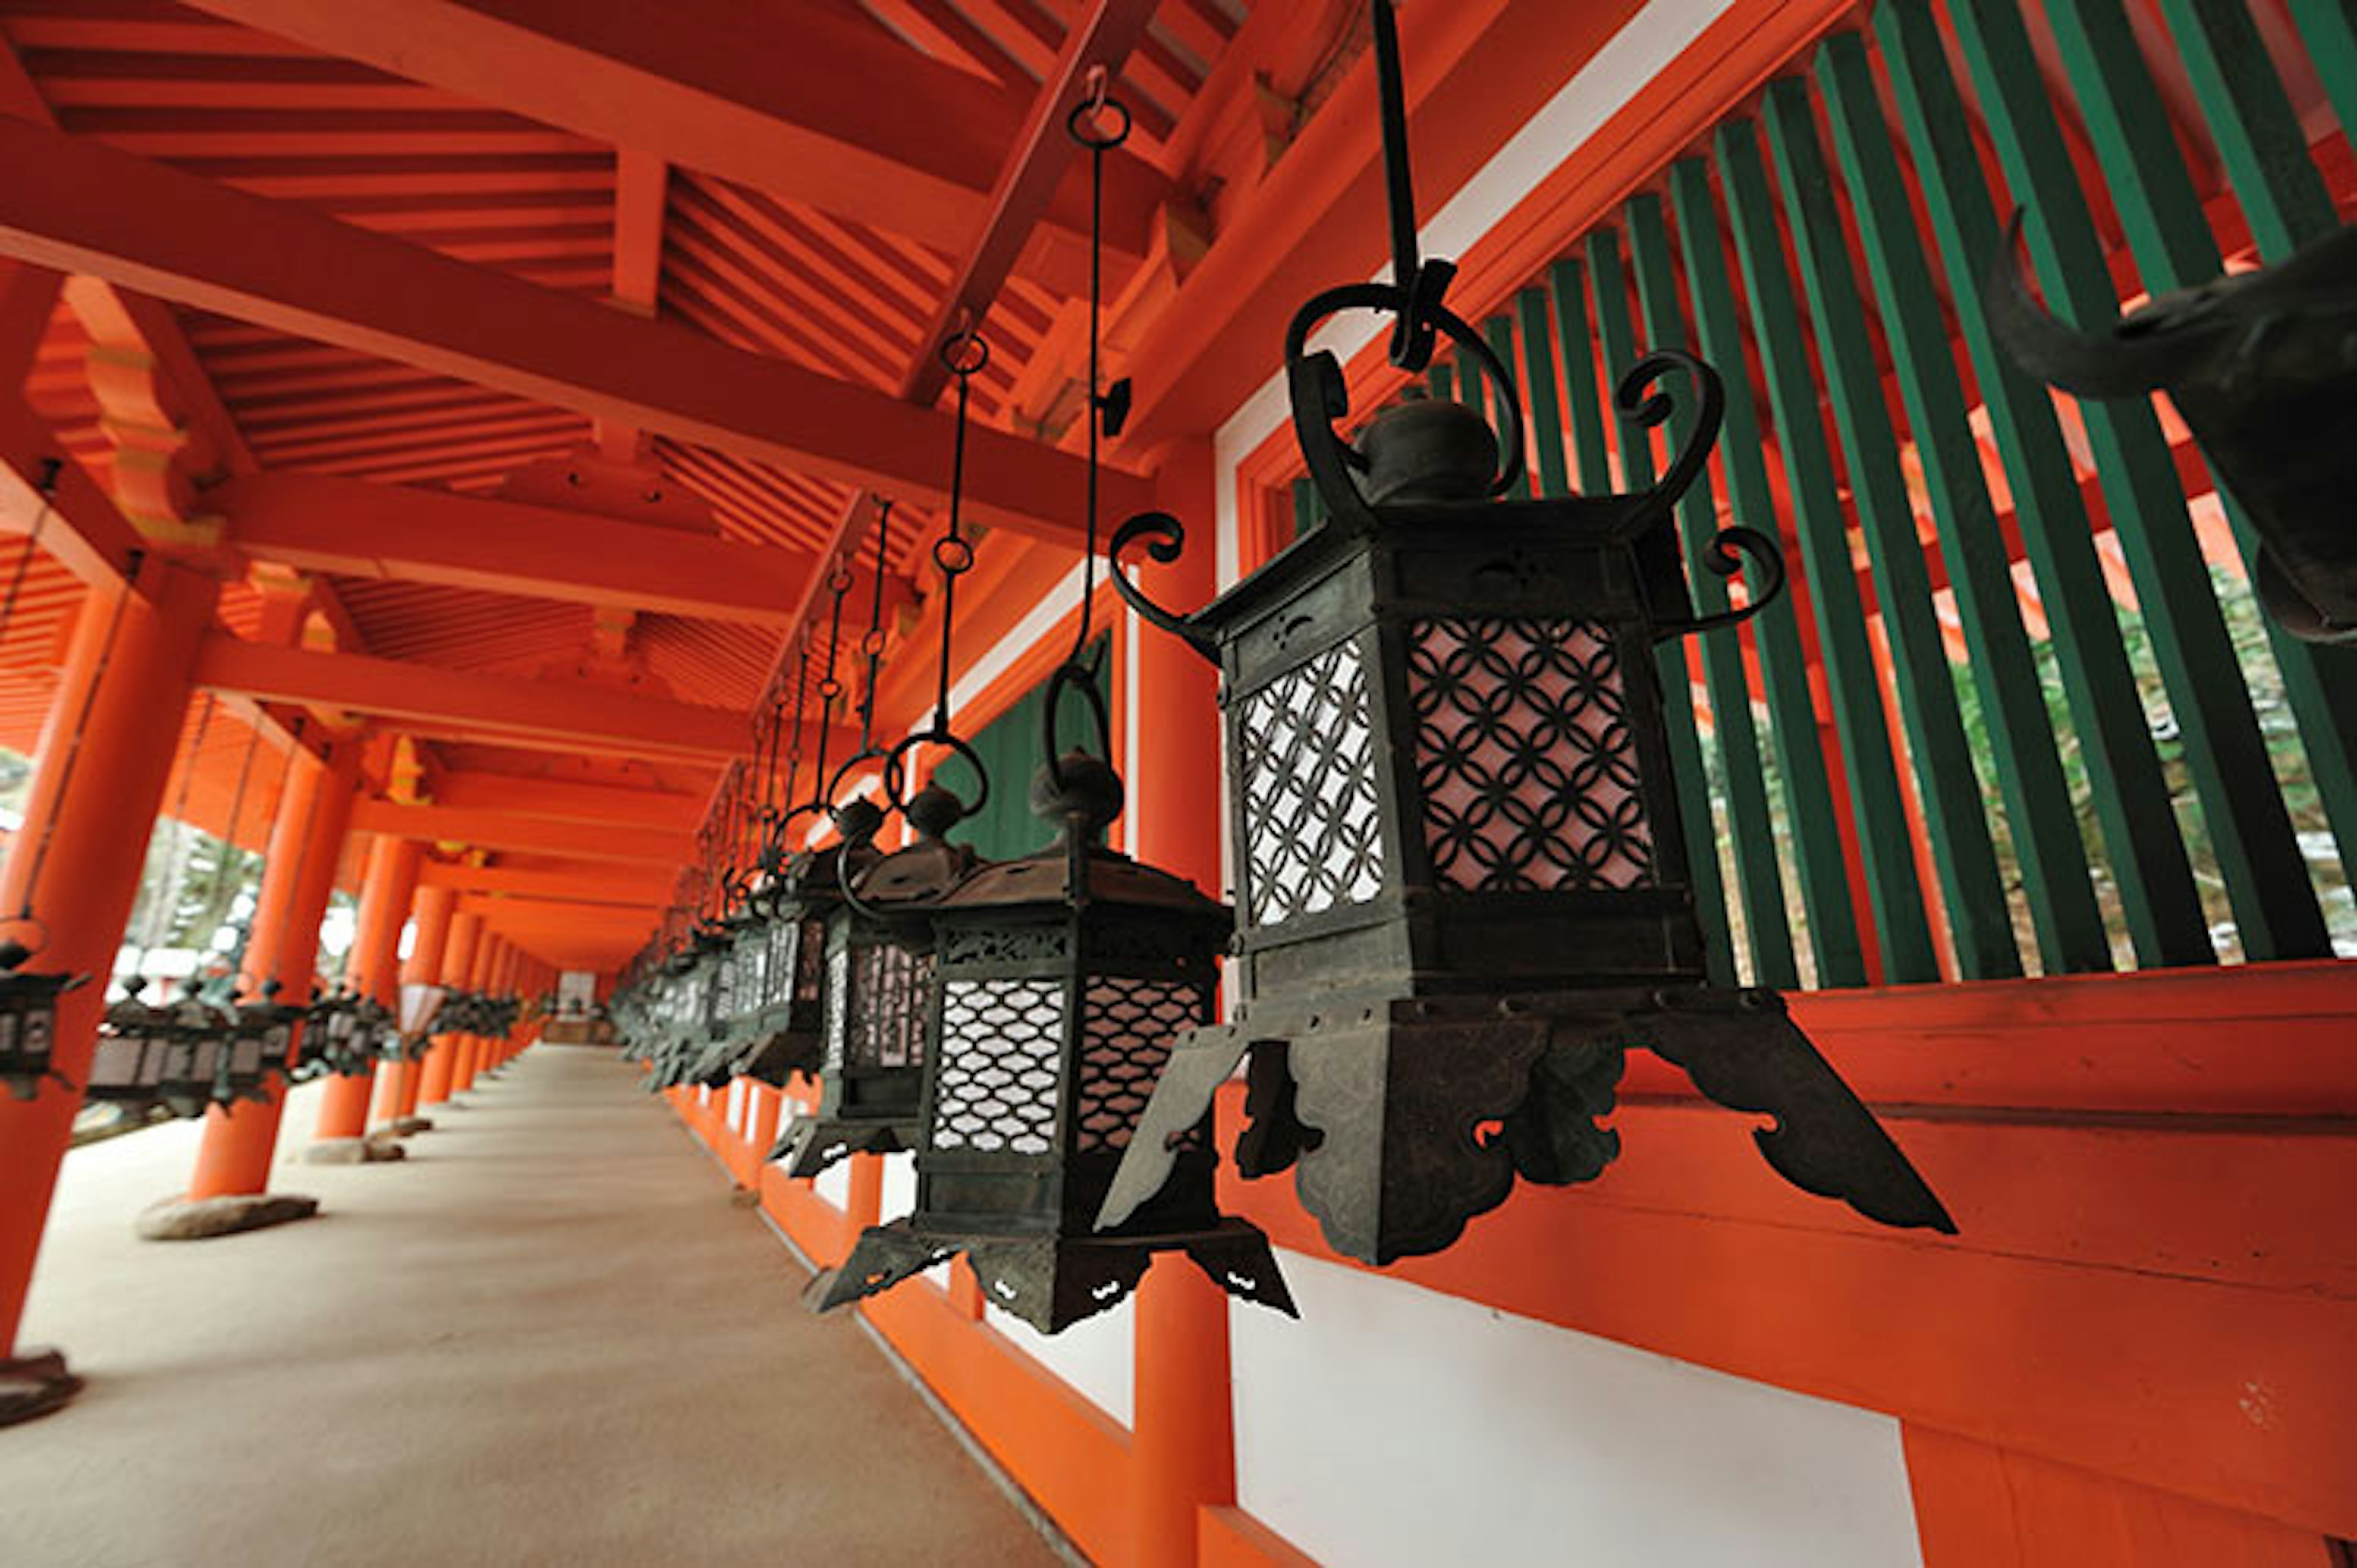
1 1046 1061 1568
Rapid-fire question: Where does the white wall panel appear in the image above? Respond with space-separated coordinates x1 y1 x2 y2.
1232 1251 1921 1568
986 1297 1136 1430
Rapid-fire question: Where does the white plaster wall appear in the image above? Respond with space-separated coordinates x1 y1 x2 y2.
878 1151 917 1221
811 1161 849 1210
726 1078 748 1134
986 1297 1136 1430
1231 1252 1921 1568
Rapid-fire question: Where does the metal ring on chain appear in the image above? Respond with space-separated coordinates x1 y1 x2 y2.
1040 659 1113 787
1066 95 1131 150
827 565 856 595
933 535 975 576
883 728 989 821
940 331 991 379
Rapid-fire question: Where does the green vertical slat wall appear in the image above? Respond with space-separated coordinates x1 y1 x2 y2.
1513 285 1573 501
1945 0 2329 961
1261 0 2347 984
1624 193 1800 987
1583 228 1738 986
2045 0 2357 903
1761 79 2021 980
1666 156 1868 987
1481 314 1533 500
1813 39 2113 975
1717 116 1942 984
1870 0 2215 970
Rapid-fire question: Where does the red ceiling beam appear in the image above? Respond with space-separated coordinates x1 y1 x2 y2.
194 635 757 763
172 0 1171 297
0 115 1150 547
351 798 692 864
418 860 676 906
214 470 818 625
424 772 703 831
1123 0 1627 448
904 0 1163 407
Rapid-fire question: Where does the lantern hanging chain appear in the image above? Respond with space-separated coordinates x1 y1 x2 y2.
139 692 217 976
931 329 986 740
805 561 854 813
242 736 303 999
10 549 145 940
853 500 893 756
780 633 810 818
0 457 62 658
1062 71 1128 674
1037 72 1131 779
208 717 263 937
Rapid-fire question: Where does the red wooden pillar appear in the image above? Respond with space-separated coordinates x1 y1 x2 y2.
1128 438 1238 1568
376 881 454 1125
417 910 481 1106
314 833 420 1141
186 736 362 1201
0 560 221 1357
453 932 498 1092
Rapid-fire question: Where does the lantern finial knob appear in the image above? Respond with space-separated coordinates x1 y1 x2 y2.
905 784 965 844
1357 396 1500 505
1032 754 1123 844
831 796 886 848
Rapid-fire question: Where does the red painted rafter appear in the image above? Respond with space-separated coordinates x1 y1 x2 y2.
0 114 1150 544
172 0 1171 296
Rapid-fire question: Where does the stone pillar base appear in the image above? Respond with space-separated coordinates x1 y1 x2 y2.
0 1348 82 1427
384 1116 433 1136
300 1130 406 1165
135 1193 321 1242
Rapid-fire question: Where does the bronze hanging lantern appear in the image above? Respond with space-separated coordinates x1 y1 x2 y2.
1989 215 2357 644
814 104 1294 1334
216 979 302 1106
85 975 182 1112
1097 0 1950 1265
813 755 1296 1333
773 489 986 1176
0 939 82 1102
773 793 967 1174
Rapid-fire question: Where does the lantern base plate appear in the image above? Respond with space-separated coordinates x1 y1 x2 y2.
300 1131 406 1165
134 1192 321 1242
812 1218 1298 1335
1101 983 1954 1264
0 1348 80 1427
773 1113 914 1178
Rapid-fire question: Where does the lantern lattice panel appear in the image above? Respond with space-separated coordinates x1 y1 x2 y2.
794 919 826 1000
1077 979 1204 1153
932 979 1064 1154
764 920 802 1008
1238 640 1386 926
822 946 851 1068
1407 617 1652 892
851 944 932 1068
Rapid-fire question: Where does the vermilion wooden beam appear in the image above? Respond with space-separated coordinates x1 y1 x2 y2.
419 860 675 906
172 0 1169 297
0 116 1151 546
214 470 818 625
0 396 144 587
904 0 1162 407
426 772 703 831
194 636 761 763
351 798 692 864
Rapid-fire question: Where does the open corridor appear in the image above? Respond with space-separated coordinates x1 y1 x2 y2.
1 1047 1059 1568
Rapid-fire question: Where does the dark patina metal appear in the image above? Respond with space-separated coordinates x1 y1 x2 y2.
773 793 972 1175
811 757 1295 1333
1095 0 1950 1267
1990 213 2357 643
